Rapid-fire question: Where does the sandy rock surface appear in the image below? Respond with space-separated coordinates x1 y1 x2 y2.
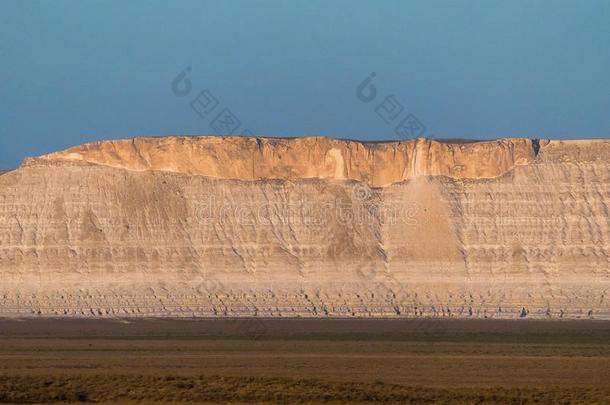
1 136 608 318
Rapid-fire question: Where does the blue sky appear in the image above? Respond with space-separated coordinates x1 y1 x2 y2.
1 0 609 168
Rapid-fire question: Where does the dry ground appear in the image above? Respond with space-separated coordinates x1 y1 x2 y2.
0 318 608 404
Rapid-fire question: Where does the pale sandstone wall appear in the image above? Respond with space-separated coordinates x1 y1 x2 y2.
36 136 541 186
0 136 608 318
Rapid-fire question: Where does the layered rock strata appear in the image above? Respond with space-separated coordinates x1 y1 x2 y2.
0 136 608 319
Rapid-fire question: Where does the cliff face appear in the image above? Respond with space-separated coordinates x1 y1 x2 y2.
36 136 540 186
1 136 609 318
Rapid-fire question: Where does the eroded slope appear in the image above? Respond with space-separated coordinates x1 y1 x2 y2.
0 136 608 318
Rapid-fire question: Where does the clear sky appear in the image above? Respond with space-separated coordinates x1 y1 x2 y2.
1 1 609 168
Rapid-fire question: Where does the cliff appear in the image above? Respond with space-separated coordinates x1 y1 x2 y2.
1 136 609 318
33 136 545 185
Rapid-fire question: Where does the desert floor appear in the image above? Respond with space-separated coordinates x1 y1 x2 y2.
0 318 608 404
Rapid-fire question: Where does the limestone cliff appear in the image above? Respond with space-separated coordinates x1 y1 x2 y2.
1 136 609 319
35 136 542 185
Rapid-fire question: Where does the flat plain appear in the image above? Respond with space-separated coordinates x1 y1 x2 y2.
0 319 608 404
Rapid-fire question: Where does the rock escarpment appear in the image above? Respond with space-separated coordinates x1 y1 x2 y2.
37 136 537 186
1 136 609 318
